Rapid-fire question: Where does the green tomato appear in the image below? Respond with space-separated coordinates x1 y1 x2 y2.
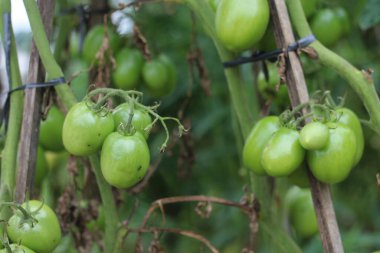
7 200 61 253
243 116 281 175
288 188 318 238
35 146 48 187
100 132 150 189
39 106 65 151
215 0 270 52
311 9 343 47
62 101 114 156
335 107 364 166
82 25 123 65
113 103 152 139
288 164 310 188
262 127 305 177
334 7 350 35
300 0 318 18
299 121 329 150
257 25 276 52
65 58 89 101
158 54 177 95
307 122 357 184
142 60 169 98
0 244 35 253
112 48 144 90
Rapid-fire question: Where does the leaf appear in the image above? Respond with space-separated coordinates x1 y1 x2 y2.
359 0 380 30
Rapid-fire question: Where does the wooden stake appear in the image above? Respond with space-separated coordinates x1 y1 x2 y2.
269 0 344 252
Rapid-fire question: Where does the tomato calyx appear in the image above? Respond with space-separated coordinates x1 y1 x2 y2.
0 202 40 228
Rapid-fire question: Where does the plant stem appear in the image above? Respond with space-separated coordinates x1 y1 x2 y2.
287 0 380 135
23 0 77 109
0 0 24 220
89 155 119 253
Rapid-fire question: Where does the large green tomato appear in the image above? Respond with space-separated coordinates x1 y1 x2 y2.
243 116 280 175
261 127 305 177
287 188 318 238
0 244 35 253
39 106 65 151
311 9 343 47
335 108 364 166
334 7 350 35
62 102 114 156
65 58 89 101
82 25 123 64
307 122 357 184
299 121 329 150
7 200 61 253
112 48 144 90
215 0 270 52
113 103 152 139
100 132 150 189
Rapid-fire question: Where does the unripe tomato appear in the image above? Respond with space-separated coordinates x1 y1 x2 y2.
257 63 289 104
113 103 152 139
286 187 318 238
7 200 61 253
39 106 65 151
299 121 329 150
311 9 343 47
335 108 364 166
62 102 114 156
262 127 305 177
243 116 281 175
307 122 357 184
215 0 270 52
142 60 169 98
288 164 310 188
112 48 144 90
100 132 150 189
0 244 35 253
83 25 122 65
65 58 89 101
257 25 276 52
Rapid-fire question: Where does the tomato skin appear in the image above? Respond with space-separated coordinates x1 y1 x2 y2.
65 58 89 101
62 102 114 156
100 132 150 189
262 127 305 177
243 116 281 175
311 9 342 46
83 25 122 64
112 48 144 90
142 60 169 98
39 106 65 151
307 122 356 184
35 146 48 187
334 7 350 35
288 164 310 188
299 121 329 150
0 244 35 253
113 103 152 139
257 63 289 104
215 0 270 52
335 108 364 166
7 200 61 253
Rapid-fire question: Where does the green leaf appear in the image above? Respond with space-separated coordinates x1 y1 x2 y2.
359 0 380 30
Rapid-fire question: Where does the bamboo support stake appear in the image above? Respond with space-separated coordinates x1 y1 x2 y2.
15 0 55 203
268 0 344 252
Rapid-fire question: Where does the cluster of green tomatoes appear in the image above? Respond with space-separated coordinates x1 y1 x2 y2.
67 25 177 101
243 103 364 184
62 89 152 189
0 200 61 253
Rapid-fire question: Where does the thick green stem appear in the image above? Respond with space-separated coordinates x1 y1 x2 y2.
89 155 119 253
23 0 77 109
0 1 24 220
287 0 380 135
